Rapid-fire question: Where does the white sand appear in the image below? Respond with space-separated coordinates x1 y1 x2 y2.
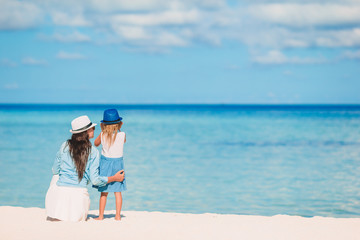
1 206 359 240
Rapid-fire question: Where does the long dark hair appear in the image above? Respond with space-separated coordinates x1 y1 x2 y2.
66 131 91 181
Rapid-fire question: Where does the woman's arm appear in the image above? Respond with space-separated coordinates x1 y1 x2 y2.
52 151 61 175
94 133 101 147
52 143 65 175
89 149 125 186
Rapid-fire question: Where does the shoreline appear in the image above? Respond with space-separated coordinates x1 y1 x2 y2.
1 206 360 240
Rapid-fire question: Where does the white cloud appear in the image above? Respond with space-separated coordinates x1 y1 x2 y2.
283 70 293 76
53 31 91 42
268 92 276 98
315 28 360 47
121 46 171 54
4 83 19 89
51 11 90 26
108 10 197 48
110 26 188 51
40 31 91 42
252 50 327 65
225 64 240 70
253 50 288 64
342 50 360 59
87 0 225 12
0 59 17 67
248 4 360 27
2 0 360 55
87 0 171 12
156 32 188 46
237 26 360 50
179 18 224 46
56 51 87 59
22 57 48 66
283 39 309 48
112 25 150 41
0 0 43 30
111 9 199 26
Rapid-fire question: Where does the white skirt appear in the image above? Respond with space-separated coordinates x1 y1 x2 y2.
45 175 90 222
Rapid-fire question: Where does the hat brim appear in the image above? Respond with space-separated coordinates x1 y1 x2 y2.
70 123 97 134
100 118 122 125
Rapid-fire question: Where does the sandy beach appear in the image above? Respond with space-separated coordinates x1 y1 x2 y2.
1 206 359 240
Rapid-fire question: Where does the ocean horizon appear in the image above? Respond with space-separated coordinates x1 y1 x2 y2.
0 103 359 218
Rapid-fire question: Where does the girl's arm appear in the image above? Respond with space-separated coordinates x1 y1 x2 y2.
124 133 126 143
94 133 101 147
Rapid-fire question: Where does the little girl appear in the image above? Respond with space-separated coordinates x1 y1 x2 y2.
94 109 127 221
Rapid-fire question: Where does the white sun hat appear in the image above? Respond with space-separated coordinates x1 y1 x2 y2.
70 115 97 134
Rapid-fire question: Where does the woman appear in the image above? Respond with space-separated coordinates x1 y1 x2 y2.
45 115 125 221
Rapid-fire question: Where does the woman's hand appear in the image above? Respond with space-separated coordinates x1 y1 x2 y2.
115 170 125 182
107 170 125 183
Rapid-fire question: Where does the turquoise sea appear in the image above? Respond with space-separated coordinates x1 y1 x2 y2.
0 104 359 217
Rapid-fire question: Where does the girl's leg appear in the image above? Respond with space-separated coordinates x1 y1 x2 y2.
95 192 108 220
114 192 122 220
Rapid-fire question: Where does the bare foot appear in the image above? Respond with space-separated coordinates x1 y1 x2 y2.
94 216 104 220
115 215 121 221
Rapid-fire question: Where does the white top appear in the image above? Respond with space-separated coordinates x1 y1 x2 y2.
101 131 125 158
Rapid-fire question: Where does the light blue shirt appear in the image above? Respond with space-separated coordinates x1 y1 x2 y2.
52 142 108 188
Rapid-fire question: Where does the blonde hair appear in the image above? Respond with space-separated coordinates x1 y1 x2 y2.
101 122 122 147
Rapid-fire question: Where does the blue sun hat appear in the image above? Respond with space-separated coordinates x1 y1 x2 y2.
101 109 122 124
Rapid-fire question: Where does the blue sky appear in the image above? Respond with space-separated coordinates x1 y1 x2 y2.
0 0 359 104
